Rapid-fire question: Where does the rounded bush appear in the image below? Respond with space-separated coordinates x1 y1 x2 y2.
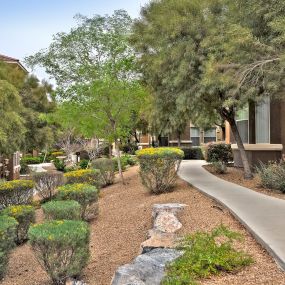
28 220 90 285
0 215 18 279
206 143 233 164
57 184 99 220
136 147 184 194
64 169 102 188
42 200 81 220
0 180 34 208
92 158 115 186
1 205 35 244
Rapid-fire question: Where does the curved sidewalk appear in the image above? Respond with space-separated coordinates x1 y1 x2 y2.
178 160 285 270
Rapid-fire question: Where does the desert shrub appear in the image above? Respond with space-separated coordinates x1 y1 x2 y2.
28 220 90 285
91 158 115 186
79 159 89 169
21 156 41 165
42 200 81 220
0 180 34 208
54 158 65 172
206 143 233 164
120 142 138 155
162 226 253 285
0 215 17 279
181 147 204 160
32 172 64 201
1 205 35 244
212 161 227 174
112 157 127 172
57 184 99 220
64 165 80 173
122 154 137 166
64 169 102 189
136 147 184 194
257 161 285 192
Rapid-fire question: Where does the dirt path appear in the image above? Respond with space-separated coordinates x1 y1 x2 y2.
1 166 285 285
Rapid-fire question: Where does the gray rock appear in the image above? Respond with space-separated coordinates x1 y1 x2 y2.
152 203 187 219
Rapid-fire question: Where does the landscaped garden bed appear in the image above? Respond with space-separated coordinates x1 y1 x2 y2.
1 166 285 285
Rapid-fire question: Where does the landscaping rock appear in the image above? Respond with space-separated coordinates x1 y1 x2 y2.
154 212 182 233
152 203 187 219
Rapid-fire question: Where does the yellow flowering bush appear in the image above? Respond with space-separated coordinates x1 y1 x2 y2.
28 220 90 285
136 147 184 194
1 205 35 244
0 180 34 207
64 169 102 188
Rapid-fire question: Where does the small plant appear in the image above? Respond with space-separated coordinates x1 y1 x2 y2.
1 205 35 244
0 180 34 208
64 169 102 189
79 159 89 169
113 157 127 172
206 143 233 164
122 154 137 166
136 147 184 194
162 226 253 285
20 156 42 174
180 147 204 160
212 161 227 174
0 215 18 279
42 200 81 220
54 158 66 172
28 220 90 285
257 161 285 192
57 184 99 220
32 172 64 201
92 158 115 186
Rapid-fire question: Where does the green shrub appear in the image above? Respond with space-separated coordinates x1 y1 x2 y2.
162 226 253 285
64 169 102 189
120 142 138 155
92 158 115 186
206 143 233 164
1 205 35 244
32 172 64 201
54 158 65 172
28 220 90 285
57 184 99 221
122 154 137 166
257 161 285 192
79 159 89 169
0 180 34 208
212 161 227 174
0 215 18 279
21 156 41 165
113 157 127 172
42 200 81 220
181 147 204 160
136 147 184 194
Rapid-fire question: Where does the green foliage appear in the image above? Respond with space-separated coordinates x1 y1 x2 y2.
120 142 138 155
28 220 90 285
257 161 285 192
0 215 18 279
0 180 34 208
181 147 204 160
42 200 81 220
162 226 253 285
79 159 89 169
212 161 228 174
136 148 184 194
53 158 65 172
20 156 42 174
57 184 99 220
1 205 35 244
113 157 127 172
122 154 137 166
206 143 233 164
32 172 64 201
92 158 115 186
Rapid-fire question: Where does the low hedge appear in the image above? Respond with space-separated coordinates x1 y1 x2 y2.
180 147 204 160
206 143 233 164
0 180 34 208
57 184 99 221
92 158 115 186
1 205 35 244
136 147 184 194
42 200 81 220
28 220 90 285
0 215 18 279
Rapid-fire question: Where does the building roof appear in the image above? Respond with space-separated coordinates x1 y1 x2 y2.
0 53 28 73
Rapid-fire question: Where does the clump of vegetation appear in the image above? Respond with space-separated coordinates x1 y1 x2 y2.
257 161 285 192
136 147 184 194
20 156 42 174
32 172 64 201
1 205 35 244
57 184 99 220
42 200 81 220
162 226 253 285
0 180 34 208
92 158 115 186
53 158 65 172
181 147 204 160
0 215 18 279
212 161 227 174
28 220 90 285
79 159 89 169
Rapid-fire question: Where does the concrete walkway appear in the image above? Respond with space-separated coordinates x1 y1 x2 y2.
178 160 285 270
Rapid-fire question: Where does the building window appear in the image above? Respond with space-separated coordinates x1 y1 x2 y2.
236 105 249 144
255 98 270 144
204 128 217 144
191 127 200 146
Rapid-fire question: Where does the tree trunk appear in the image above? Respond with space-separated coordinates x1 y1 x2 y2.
177 131 181 147
115 140 125 184
109 144 112 159
228 117 253 179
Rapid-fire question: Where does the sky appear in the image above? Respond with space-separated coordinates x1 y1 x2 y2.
0 0 149 81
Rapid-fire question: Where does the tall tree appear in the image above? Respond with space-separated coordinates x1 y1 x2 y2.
26 10 146 183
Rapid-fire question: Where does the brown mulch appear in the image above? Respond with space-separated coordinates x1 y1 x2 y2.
203 164 285 200
1 166 285 285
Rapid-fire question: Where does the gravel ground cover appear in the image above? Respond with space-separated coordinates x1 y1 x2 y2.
1 166 285 285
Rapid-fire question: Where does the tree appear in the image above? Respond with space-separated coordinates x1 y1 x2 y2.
132 0 285 178
26 10 147 183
